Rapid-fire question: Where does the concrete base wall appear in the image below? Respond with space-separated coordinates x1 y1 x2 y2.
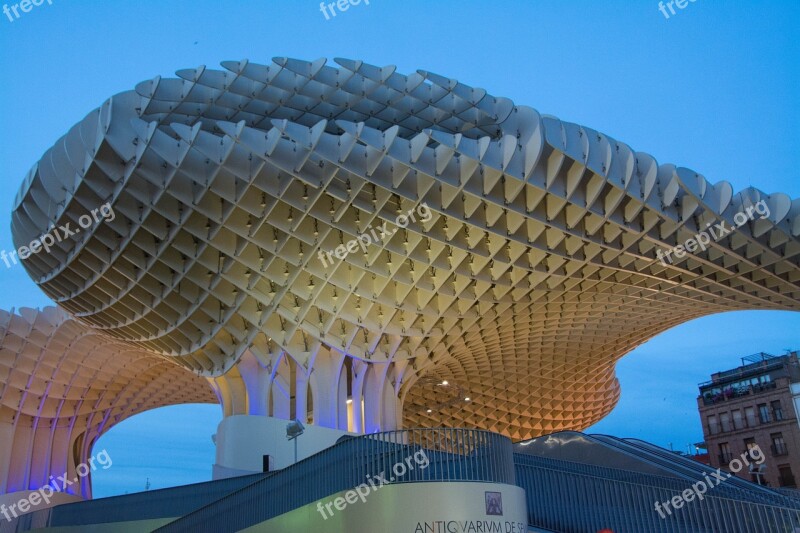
242 482 528 533
213 415 355 477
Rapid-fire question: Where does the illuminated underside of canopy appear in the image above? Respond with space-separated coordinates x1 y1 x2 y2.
0 307 216 498
7 57 800 444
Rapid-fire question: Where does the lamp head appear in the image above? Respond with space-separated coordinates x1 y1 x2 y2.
286 419 305 439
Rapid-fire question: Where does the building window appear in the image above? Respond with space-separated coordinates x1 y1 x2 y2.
707 415 720 435
772 400 784 421
744 438 757 459
745 406 757 427
732 410 744 430
719 442 732 465
744 439 765 482
778 465 796 488
720 412 731 432
758 404 771 424
744 438 757 452
771 433 789 456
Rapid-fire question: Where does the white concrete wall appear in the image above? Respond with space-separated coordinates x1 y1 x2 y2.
13 484 529 533
213 415 355 477
241 482 528 533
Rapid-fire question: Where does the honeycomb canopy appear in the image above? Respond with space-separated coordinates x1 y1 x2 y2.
8 57 800 440
0 306 216 497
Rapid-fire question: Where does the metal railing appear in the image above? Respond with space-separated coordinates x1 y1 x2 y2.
698 357 783 387
516 455 800 532
4 472 270 532
155 428 513 532
514 453 800 509
8 428 800 533
700 381 779 405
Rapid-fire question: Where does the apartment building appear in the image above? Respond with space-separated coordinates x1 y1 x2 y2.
698 352 800 488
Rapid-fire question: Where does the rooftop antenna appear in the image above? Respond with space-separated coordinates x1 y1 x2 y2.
145 478 151 491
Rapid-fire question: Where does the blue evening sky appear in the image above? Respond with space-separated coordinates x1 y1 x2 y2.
0 1 797 496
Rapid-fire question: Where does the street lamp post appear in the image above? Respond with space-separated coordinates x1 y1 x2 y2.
286 419 305 464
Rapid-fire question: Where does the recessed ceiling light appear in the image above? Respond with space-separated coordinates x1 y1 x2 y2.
464 397 471 402
441 380 449 386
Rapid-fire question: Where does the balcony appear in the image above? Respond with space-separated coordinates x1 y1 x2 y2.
701 382 778 406
772 443 790 457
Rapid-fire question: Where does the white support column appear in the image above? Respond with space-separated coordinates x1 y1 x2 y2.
308 347 345 429
294 367 309 424
0 422 14 493
237 351 271 416
350 360 367 434
336 363 349 431
381 367 400 431
363 364 389 433
270 360 292 420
